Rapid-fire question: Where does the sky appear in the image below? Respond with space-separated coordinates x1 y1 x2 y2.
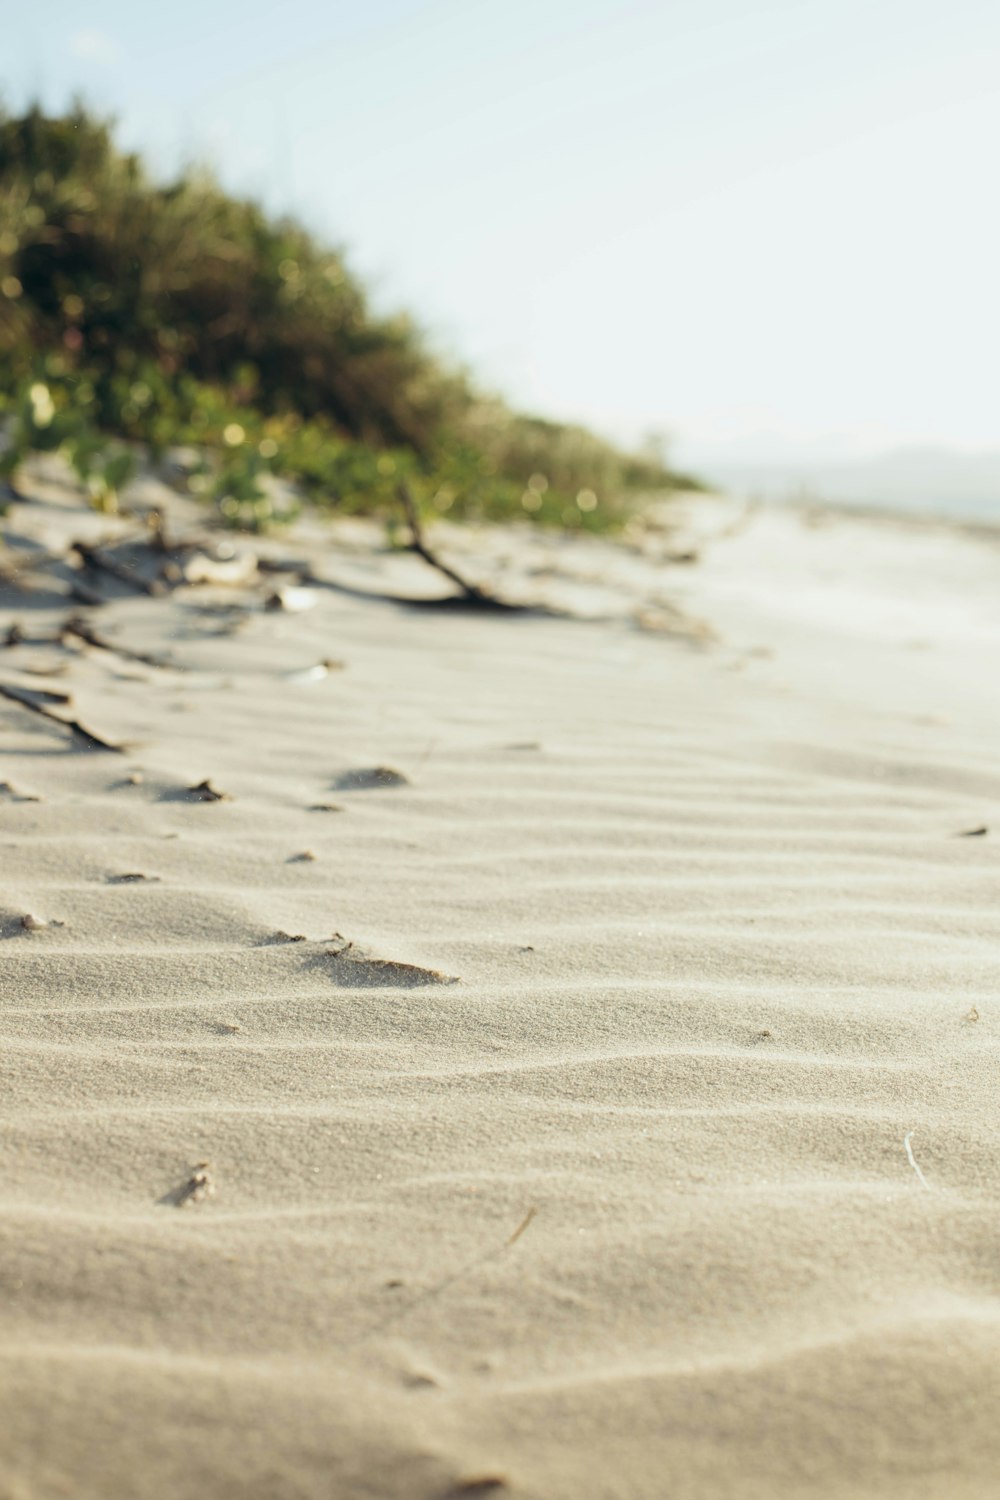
5 0 1000 467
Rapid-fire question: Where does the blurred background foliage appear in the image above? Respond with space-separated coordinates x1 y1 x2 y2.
0 104 700 529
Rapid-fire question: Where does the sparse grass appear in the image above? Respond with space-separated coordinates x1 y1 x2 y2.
0 104 702 531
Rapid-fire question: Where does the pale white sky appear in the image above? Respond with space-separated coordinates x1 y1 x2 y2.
7 1 1000 462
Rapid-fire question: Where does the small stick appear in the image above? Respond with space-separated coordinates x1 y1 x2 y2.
397 481 493 603
11 684 72 705
0 682 123 752
903 1131 930 1190
61 616 175 670
71 540 163 597
506 1206 537 1246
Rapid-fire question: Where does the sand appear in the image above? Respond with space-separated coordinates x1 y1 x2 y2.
2 470 1000 1499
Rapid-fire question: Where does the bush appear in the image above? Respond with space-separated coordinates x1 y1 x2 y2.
0 104 701 529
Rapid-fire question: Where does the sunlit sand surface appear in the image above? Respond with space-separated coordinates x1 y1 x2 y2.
3 471 999 1498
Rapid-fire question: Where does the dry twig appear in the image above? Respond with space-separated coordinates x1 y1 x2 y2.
62 615 176 670
506 1206 537 1246
0 682 123 752
398 481 497 605
71 539 164 597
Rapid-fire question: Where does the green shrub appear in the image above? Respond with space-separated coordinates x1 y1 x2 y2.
0 104 701 529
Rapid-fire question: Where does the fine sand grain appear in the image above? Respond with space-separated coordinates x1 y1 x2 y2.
2 478 1000 1499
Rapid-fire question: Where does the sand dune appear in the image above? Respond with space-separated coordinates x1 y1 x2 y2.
2 477 999 1498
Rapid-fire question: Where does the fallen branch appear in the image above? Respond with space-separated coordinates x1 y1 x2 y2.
61 615 177 670
300 571 542 613
398 481 499 605
71 540 164 597
0 682 123 752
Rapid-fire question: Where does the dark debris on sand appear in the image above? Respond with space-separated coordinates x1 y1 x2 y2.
332 766 409 791
184 779 231 802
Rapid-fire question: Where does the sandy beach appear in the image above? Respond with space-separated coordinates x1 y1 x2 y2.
3 471 1000 1499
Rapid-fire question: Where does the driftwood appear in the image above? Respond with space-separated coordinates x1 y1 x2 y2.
61 615 176 670
397 482 492 602
298 572 536 613
0 682 123 751
71 540 164 597
280 491 536 614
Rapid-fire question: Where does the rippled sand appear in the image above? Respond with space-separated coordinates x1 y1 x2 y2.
2 478 999 1498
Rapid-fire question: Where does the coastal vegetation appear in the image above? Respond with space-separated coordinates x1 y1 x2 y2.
0 104 699 530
